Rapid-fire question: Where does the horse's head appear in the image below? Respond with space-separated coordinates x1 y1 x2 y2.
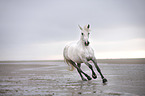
79 24 90 46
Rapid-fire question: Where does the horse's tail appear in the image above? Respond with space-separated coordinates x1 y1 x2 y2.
64 56 74 71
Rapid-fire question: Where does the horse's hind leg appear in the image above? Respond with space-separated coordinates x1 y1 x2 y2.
69 60 92 81
92 58 107 83
77 63 87 81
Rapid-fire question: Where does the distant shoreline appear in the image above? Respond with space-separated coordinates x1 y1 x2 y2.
0 58 145 64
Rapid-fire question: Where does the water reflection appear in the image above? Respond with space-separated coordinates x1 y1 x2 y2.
64 79 134 96
65 80 105 96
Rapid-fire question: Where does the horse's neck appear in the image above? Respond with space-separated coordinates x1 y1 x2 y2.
77 39 87 49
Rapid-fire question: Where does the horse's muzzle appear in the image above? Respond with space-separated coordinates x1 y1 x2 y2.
85 41 90 46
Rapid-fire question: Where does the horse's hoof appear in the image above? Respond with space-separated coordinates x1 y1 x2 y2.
87 77 92 81
92 74 97 79
102 78 107 83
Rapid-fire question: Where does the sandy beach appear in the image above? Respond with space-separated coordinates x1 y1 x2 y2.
0 60 145 96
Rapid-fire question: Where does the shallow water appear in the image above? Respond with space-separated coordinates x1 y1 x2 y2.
0 61 145 96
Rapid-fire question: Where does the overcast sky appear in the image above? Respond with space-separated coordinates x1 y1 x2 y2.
0 0 145 60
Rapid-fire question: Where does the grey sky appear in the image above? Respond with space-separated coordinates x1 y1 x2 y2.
0 0 145 60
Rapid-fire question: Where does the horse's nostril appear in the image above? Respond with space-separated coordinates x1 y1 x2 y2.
85 41 90 46
87 41 90 45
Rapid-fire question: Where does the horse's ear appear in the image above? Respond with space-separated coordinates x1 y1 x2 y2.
87 24 90 29
78 25 83 30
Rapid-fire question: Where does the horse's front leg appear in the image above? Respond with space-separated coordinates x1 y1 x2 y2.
83 60 97 79
92 58 107 83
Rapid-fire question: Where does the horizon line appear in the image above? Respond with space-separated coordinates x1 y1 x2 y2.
0 58 145 62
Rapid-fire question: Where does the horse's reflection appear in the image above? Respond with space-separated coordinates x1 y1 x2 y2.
66 80 107 96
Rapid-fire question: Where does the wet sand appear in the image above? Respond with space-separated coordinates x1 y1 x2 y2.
0 61 145 96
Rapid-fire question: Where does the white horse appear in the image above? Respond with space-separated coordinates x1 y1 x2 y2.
63 24 107 83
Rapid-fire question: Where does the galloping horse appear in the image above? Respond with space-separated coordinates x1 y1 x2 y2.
63 24 107 83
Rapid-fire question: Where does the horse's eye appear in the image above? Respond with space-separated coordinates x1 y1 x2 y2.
81 33 84 35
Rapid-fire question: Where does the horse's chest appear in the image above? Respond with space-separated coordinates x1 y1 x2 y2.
82 49 93 60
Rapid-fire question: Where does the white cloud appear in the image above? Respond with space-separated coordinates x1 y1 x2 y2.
92 25 145 41
91 38 145 58
91 38 145 51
